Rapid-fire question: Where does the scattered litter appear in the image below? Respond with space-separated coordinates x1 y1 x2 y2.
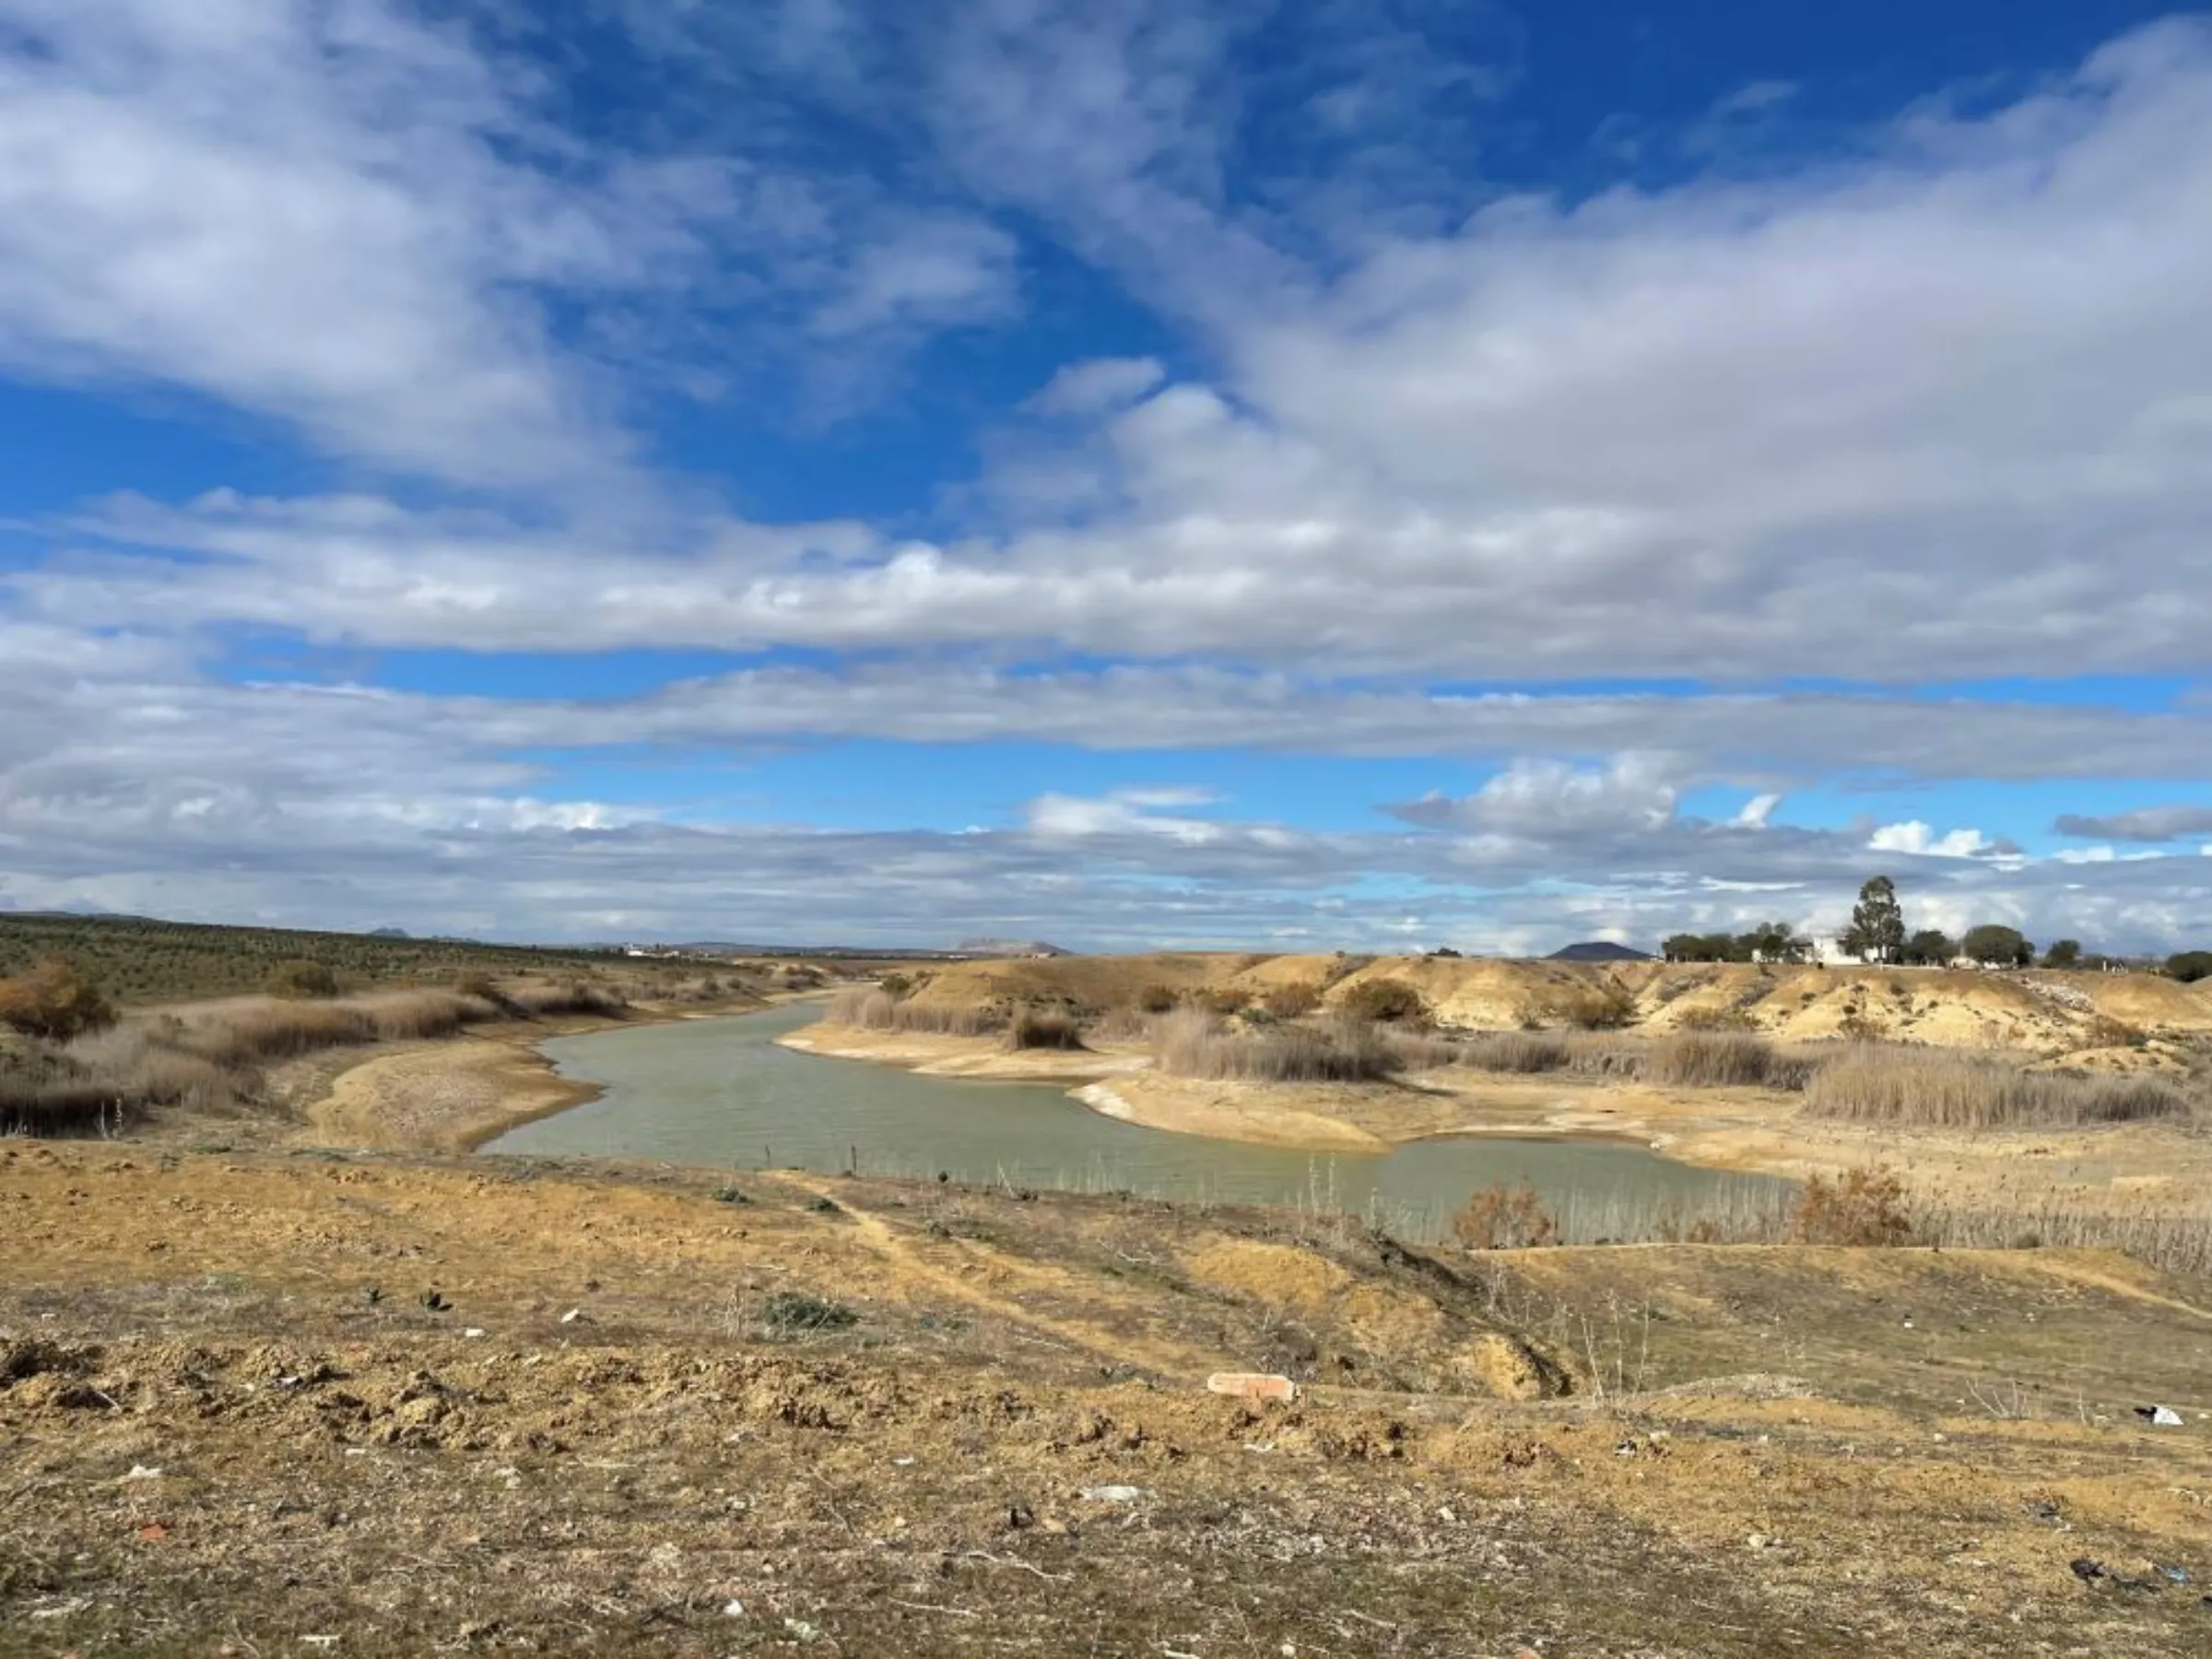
123 1465 164 1481
137 1524 171 1542
1616 1439 1638 1457
27 1598 90 1621
2071 1558 2106 1583
2162 1566 2193 1585
2140 1406 2185 1427
782 1617 820 1643
302 1638 341 1651
722 1600 745 1618
559 1309 585 1325
463 1327 487 1339
1241 1441 1275 1454
1079 1484 1148 1503
2022 1499 2061 1522
1205 1371 1298 1404
343 1447 369 1457
892 1456 914 1466
1746 1534 1778 1551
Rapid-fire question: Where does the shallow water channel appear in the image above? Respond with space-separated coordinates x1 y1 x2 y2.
487 1003 1788 1241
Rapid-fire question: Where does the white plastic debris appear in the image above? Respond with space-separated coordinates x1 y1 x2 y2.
123 1465 164 1481
463 1327 487 1339
722 1600 746 1618
559 1308 584 1324
1079 1484 1148 1503
2149 1405 2185 1427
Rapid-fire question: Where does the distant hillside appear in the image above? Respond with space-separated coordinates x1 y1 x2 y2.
958 938 1073 958
1548 941 1653 962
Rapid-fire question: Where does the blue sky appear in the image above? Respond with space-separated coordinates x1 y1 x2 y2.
4 0 2212 953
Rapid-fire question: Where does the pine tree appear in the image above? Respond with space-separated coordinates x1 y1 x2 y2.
1838 877 1905 964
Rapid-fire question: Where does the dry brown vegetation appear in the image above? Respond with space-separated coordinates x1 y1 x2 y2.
1805 1048 2189 1128
1153 1007 1396 1083
0 956 116 1041
1004 1008 1087 1051
825 986 1002 1037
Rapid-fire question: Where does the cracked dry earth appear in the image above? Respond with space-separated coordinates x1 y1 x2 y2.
6 1141 2212 1655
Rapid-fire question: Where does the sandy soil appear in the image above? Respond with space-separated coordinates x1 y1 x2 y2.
8 1141 2212 1654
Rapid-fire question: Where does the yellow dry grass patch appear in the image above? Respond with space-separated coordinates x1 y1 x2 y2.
1183 1237 1448 1358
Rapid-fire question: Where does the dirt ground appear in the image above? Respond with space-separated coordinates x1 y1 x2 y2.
10 1140 2212 1656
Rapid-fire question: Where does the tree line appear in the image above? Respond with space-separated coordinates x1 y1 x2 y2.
1665 876 2212 978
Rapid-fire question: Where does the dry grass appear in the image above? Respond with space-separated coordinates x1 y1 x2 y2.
1805 1047 2190 1128
1642 1030 1818 1090
1152 1008 1394 1083
826 987 1003 1037
1457 1030 1573 1073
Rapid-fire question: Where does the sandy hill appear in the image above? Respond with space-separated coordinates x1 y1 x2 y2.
900 952 2212 1055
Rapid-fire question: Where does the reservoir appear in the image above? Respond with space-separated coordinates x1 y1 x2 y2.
488 1002 1787 1241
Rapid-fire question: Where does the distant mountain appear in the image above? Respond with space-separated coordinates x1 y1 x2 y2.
1548 941 1653 962
370 926 411 939
957 937 1074 958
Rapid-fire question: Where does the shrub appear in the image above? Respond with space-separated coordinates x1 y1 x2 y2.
507 981 629 1018
1676 1006 1759 1033
1451 1182 1559 1250
1338 977 1430 1025
1262 981 1323 1018
1135 984 1181 1015
2083 1014 2147 1051
0 958 116 1042
1835 1009 1888 1042
1535 981 1637 1030
877 973 913 998
2166 951 2212 984
1792 1167 1913 1247
1006 1009 1087 1051
263 959 341 999
1201 986 1252 1017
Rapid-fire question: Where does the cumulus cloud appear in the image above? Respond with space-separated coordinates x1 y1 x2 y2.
1868 821 2006 860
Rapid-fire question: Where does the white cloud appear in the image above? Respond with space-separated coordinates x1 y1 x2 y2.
1027 356 1168 416
1869 820 1996 859
1735 793 1783 828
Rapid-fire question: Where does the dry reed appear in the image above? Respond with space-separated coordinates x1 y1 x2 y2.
1152 1008 1394 1083
1804 1049 2188 1128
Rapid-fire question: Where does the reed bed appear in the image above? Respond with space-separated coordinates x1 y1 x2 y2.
1803 1049 2189 1128
1152 1007 1395 1083
1641 1030 1820 1090
1004 1009 1087 1051
824 987 1003 1037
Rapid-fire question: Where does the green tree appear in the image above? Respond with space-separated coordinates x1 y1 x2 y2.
1735 921 1812 964
1839 877 1906 964
1961 924 2035 968
2041 938 2082 970
1664 932 1743 963
1900 929 1956 967
2166 951 2212 984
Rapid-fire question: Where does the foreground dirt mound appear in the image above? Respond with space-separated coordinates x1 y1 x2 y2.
8 1144 2212 1654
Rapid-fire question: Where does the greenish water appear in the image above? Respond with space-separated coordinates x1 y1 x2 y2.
487 1003 1788 1241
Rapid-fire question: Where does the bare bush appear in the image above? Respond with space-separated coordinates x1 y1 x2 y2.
1805 1049 2189 1128
1261 981 1323 1018
1006 1009 1087 1051
1534 981 1638 1030
263 959 341 999
1451 1182 1560 1249
1338 977 1430 1025
506 981 629 1019
1792 1167 1914 1246
1675 1006 1759 1033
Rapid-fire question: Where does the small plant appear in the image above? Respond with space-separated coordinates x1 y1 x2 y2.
711 1185 751 1205
1451 1182 1560 1250
806 1195 841 1214
1136 984 1181 1015
1791 1167 1912 1247
1202 987 1251 1017
2083 1015 2147 1051
1676 1006 1758 1033
759 1291 858 1336
1835 1009 1888 1042
1339 977 1430 1025
877 973 913 998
